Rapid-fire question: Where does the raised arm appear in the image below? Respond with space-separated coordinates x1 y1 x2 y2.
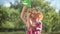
20 6 27 24
27 12 31 28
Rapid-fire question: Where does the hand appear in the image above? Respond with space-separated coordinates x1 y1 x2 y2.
30 23 36 29
22 6 27 11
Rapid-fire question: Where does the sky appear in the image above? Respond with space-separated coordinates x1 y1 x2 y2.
0 0 60 12
45 0 60 12
0 0 15 7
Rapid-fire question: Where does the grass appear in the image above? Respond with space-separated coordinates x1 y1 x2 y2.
0 31 60 34
0 31 25 34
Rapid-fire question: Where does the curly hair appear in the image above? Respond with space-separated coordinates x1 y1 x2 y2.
28 8 43 21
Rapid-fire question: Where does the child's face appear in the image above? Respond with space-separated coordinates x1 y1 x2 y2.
28 8 43 22
28 9 37 20
30 13 43 22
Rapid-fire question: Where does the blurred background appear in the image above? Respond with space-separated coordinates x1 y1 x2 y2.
0 0 60 34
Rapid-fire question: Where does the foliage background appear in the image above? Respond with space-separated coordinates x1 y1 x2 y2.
0 0 60 34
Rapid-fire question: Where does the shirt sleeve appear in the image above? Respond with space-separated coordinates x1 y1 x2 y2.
36 22 42 31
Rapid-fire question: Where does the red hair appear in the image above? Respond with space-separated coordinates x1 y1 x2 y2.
28 8 43 21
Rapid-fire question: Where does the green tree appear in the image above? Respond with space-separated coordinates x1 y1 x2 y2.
0 5 8 28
